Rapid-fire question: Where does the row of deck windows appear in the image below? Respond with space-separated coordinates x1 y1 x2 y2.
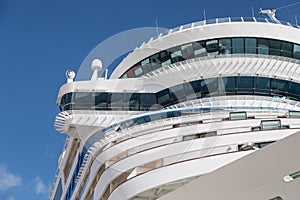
60 76 300 111
120 37 300 78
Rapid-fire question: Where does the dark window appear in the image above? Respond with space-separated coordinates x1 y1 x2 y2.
269 39 281 56
232 38 244 54
141 59 152 74
245 38 256 54
170 46 184 63
193 41 207 57
109 93 124 110
160 50 171 68
170 84 186 103
149 54 161 70
294 44 300 59
93 93 108 110
201 78 219 97
254 77 270 95
140 93 157 111
157 89 171 107
184 80 201 100
220 76 236 95
124 93 139 111
219 38 231 54
73 92 91 110
133 64 143 77
271 79 286 96
206 40 219 56
181 43 194 59
237 76 253 94
287 82 300 100
281 42 293 58
257 38 269 55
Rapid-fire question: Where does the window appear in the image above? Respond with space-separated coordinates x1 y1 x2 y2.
184 80 201 100
170 46 184 63
160 50 171 68
294 44 300 59
206 40 219 56
257 38 269 55
219 38 231 54
245 38 256 54
141 59 152 74
93 93 108 110
169 84 186 103
133 65 143 77
232 38 244 54
149 54 161 70
254 77 270 95
140 93 157 111
61 92 73 110
156 89 171 107
73 92 91 110
269 39 281 56
237 76 253 94
220 77 236 95
287 82 300 100
201 78 219 97
181 43 194 59
193 41 207 57
271 79 286 96
229 111 247 120
124 93 139 111
281 41 293 58
109 93 124 110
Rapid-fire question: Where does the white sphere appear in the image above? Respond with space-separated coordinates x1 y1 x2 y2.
91 59 102 71
66 69 76 79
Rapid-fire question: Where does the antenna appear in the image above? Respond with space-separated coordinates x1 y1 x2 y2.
259 8 280 23
203 9 206 21
155 19 159 36
251 6 254 18
296 14 298 26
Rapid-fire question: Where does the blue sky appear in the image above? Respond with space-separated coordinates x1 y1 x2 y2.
0 0 298 199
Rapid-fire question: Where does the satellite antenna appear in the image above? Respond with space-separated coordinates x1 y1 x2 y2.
259 8 280 24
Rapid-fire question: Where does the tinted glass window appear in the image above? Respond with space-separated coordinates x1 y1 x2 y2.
206 40 219 55
245 38 256 54
271 79 286 96
149 54 161 70
220 77 236 94
156 89 171 107
141 59 152 74
124 93 139 111
219 38 231 54
281 42 293 58
93 93 108 110
160 51 171 68
140 93 157 111
232 38 244 54
181 43 194 59
170 46 184 63
170 84 186 103
287 82 300 99
109 93 124 110
193 41 207 57
237 76 253 94
184 80 201 100
294 44 300 59
254 77 270 95
202 78 219 97
257 39 269 55
73 92 91 109
269 40 281 56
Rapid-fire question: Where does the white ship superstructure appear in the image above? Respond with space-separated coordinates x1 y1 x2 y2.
50 17 300 200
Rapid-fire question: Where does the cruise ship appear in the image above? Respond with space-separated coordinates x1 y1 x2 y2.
49 13 300 200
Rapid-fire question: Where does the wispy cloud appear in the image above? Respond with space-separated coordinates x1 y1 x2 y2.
34 177 49 195
0 164 22 191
